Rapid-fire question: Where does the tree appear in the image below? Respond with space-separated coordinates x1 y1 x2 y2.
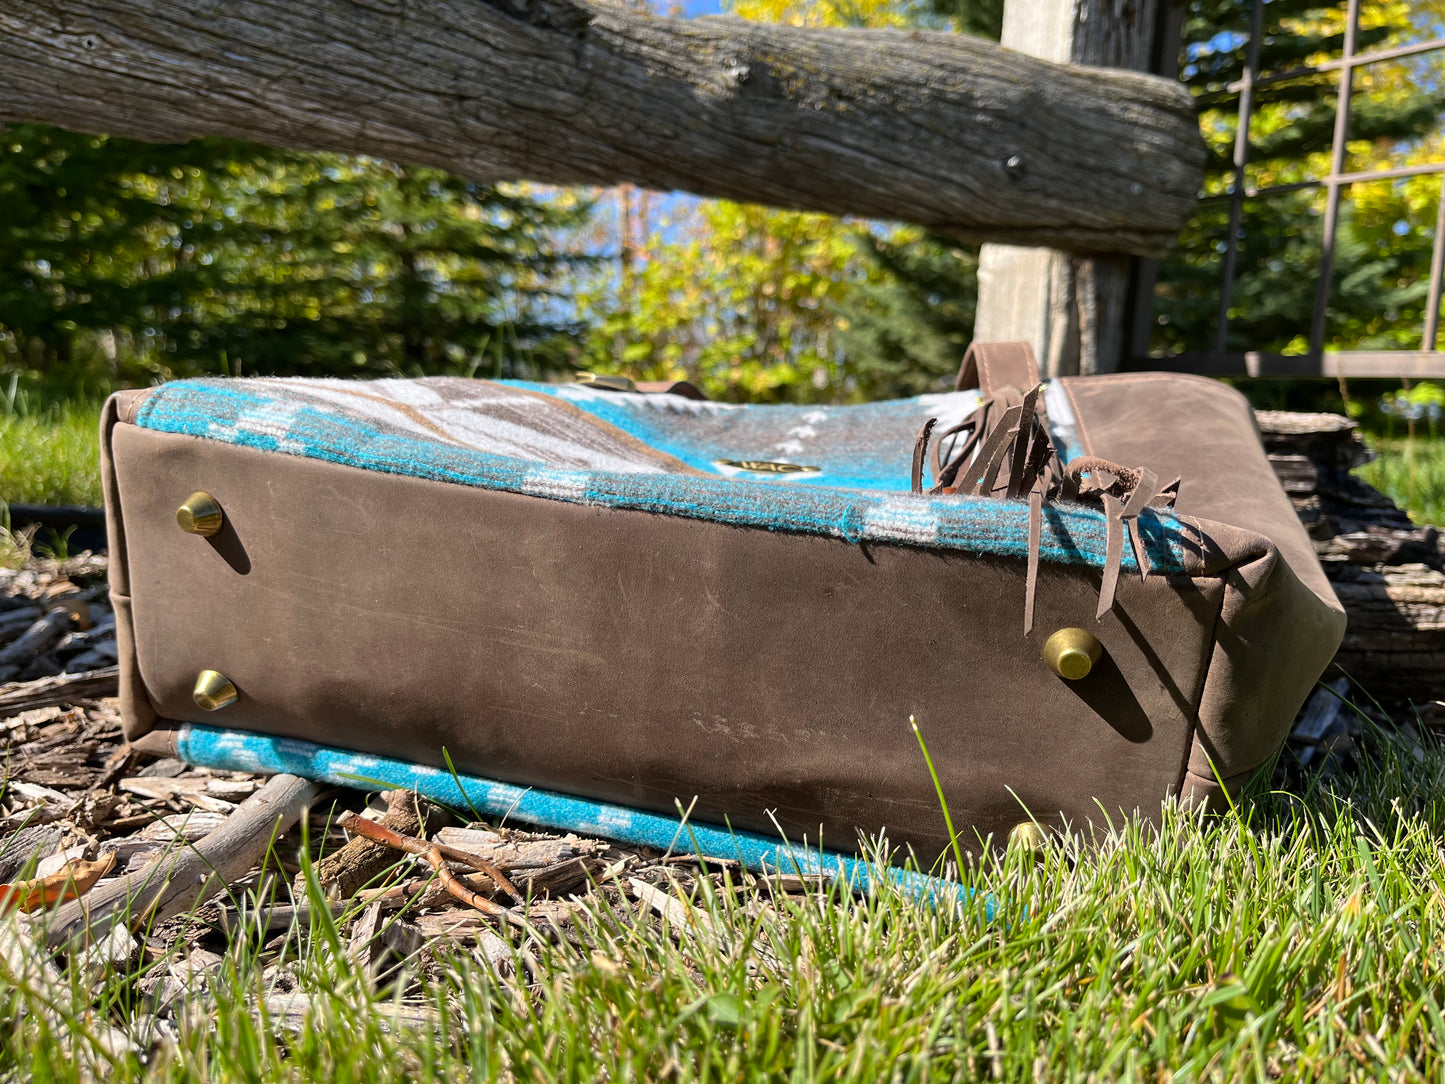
580 195 871 402
576 0 1000 403
0 127 246 392
0 126 590 391
841 0 1445 366
1152 0 1445 356
148 156 592 380
833 231 979 399
739 0 990 400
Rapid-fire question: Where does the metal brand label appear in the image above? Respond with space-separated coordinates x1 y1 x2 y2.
716 459 822 474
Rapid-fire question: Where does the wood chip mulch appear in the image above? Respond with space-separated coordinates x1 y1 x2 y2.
1 553 822 1052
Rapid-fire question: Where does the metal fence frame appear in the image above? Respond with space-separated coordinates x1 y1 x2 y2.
1132 0 1445 378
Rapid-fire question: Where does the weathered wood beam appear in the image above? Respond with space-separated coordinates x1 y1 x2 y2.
0 0 1204 256
975 0 1179 372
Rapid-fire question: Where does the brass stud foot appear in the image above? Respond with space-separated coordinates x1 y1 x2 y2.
193 670 238 711
1009 821 1048 853
1042 627 1103 680
177 492 224 536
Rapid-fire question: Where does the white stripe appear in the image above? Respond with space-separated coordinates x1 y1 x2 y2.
520 469 591 501
862 499 940 545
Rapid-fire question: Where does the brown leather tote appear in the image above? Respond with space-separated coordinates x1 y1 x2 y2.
104 343 1344 858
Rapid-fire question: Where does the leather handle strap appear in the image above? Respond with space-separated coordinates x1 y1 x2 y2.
954 341 1041 397
575 372 708 401
635 380 707 400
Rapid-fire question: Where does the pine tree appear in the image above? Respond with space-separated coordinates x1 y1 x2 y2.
0 126 254 392
1153 0 1445 354
168 159 591 379
0 127 591 392
832 231 978 398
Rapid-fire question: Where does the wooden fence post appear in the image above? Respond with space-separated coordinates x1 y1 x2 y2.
974 0 1177 375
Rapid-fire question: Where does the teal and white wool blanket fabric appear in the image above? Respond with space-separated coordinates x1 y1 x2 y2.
134 376 1187 576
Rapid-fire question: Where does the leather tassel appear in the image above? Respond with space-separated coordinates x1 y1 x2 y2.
1025 488 1042 637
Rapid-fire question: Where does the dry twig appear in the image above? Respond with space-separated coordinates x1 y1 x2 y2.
335 810 522 902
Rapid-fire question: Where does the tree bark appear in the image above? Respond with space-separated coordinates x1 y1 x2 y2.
1258 410 1445 704
0 0 1203 256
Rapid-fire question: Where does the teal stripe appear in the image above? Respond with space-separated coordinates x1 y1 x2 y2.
172 723 983 912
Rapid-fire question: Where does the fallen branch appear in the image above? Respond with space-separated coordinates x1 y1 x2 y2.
0 611 76 683
425 846 514 923
308 790 434 899
41 773 320 949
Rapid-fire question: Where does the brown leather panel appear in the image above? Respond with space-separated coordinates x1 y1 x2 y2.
1058 373 1336 611
1179 764 1257 810
99 395 131 598
110 423 1222 858
1188 536 1345 778
1059 374 1346 782
110 594 155 737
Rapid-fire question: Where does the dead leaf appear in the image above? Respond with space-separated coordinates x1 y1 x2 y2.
0 851 116 914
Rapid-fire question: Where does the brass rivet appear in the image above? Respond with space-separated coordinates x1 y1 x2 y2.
193 670 238 711
176 491 224 536
1009 822 1048 852
1042 627 1103 680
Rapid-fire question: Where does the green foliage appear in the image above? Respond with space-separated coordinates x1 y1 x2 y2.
0 513 35 572
1358 433 1445 526
0 383 102 507
834 230 978 399
576 0 1002 405
578 198 868 402
1355 381 1445 526
0 127 591 392
1153 0 1445 355
926 0 1003 39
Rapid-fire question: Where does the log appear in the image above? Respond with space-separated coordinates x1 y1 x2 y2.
0 611 74 683
0 0 1205 256
41 772 320 948
1257 411 1445 703
0 668 120 716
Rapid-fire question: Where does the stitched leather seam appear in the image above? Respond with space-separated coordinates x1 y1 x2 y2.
102 396 156 741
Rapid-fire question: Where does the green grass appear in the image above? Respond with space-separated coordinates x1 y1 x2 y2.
6 708 1445 1081
1357 432 1445 528
0 395 103 508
